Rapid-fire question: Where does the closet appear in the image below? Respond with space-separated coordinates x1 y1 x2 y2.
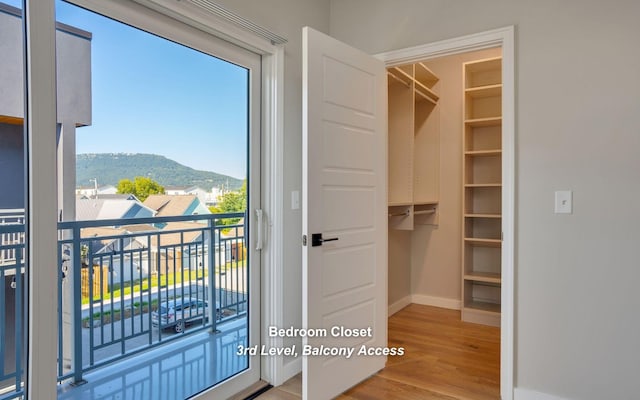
387 63 440 230
387 48 502 327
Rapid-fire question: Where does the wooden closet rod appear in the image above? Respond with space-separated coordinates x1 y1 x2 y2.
414 209 436 216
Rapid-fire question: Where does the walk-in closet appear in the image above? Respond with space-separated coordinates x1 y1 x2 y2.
387 47 504 327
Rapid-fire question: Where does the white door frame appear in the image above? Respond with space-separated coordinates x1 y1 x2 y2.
376 26 516 400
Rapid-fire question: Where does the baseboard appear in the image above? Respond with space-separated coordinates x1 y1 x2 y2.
411 294 461 310
281 356 301 384
388 295 412 316
514 387 571 400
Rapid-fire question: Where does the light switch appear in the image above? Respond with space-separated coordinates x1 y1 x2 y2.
291 190 300 210
554 190 572 214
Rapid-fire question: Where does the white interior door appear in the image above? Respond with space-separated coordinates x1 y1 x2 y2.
302 27 387 400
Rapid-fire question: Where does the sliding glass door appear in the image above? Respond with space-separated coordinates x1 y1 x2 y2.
16 0 262 398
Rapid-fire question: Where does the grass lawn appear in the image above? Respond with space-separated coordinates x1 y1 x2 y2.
82 260 245 305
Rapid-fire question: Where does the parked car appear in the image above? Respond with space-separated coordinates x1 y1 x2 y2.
152 297 220 333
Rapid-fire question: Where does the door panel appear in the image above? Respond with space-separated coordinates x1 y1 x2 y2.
302 27 387 400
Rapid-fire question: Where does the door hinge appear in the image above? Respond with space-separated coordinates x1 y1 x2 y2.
302 234 307 246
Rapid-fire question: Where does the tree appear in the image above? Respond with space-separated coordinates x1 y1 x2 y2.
116 176 164 201
209 180 246 225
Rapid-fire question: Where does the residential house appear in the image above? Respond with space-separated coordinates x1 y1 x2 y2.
221 218 245 263
143 194 211 218
97 184 118 195
75 184 118 198
165 185 222 206
75 186 94 197
80 226 150 284
205 186 225 206
149 221 213 272
164 185 195 196
76 196 156 221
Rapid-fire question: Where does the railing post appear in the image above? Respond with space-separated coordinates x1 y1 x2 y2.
208 217 217 333
71 226 86 385
14 241 23 393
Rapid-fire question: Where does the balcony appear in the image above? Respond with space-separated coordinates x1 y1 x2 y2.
1 210 248 399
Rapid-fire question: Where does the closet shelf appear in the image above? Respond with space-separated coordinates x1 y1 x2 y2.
464 272 501 284
464 117 502 127
390 66 439 104
464 238 502 247
387 71 411 88
388 200 438 207
465 84 502 98
414 200 438 206
415 62 439 88
464 57 502 89
464 213 501 219
388 201 413 207
464 183 502 188
415 87 438 105
465 150 502 157
415 80 439 103
464 301 501 314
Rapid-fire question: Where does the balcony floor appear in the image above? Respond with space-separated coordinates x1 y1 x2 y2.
57 318 248 400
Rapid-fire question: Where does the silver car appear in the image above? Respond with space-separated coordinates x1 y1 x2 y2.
151 297 218 333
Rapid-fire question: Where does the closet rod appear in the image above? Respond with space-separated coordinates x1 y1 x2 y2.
388 210 410 217
387 71 411 88
414 209 436 216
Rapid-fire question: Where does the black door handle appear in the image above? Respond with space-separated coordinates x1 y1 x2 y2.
311 233 339 247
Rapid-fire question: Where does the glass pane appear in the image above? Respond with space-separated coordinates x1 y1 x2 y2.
53 2 252 399
0 1 27 399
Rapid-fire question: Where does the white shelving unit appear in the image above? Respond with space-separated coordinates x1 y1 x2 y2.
461 56 503 327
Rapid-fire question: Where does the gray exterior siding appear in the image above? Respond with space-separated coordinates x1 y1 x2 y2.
0 123 24 209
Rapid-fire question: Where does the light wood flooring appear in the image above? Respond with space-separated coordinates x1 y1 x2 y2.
255 304 500 400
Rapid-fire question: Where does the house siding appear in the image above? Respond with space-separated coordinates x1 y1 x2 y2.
0 123 23 209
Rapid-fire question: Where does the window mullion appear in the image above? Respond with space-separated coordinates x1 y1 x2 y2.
24 0 59 399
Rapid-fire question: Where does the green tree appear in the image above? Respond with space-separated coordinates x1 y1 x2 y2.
116 176 164 201
209 180 246 225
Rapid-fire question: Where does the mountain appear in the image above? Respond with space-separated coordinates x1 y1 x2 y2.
76 153 243 190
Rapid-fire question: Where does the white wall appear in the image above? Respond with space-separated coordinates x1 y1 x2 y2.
208 0 331 375
330 1 640 399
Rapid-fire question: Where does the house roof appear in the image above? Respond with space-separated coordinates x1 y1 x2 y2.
81 227 127 239
94 194 138 200
151 222 205 247
120 224 158 233
76 198 155 221
143 195 197 217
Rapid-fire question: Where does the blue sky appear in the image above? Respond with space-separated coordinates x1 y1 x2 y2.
10 0 249 180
